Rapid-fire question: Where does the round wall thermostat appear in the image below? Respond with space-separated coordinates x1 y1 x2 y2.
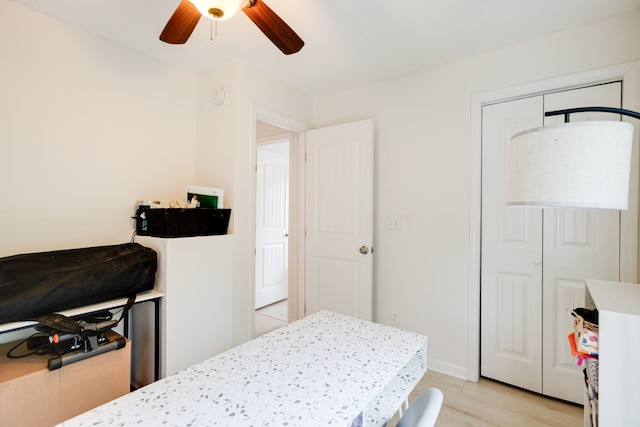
213 87 226 105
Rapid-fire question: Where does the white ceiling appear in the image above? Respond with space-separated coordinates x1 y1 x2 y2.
12 0 640 97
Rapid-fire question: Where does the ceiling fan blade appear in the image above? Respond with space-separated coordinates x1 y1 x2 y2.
242 0 304 55
160 0 201 44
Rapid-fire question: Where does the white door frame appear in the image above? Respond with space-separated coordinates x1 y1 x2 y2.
251 105 309 325
468 61 640 382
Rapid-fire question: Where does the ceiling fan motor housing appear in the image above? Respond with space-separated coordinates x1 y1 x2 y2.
208 7 224 18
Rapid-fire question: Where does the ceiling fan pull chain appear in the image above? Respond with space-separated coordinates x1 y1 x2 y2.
210 19 218 41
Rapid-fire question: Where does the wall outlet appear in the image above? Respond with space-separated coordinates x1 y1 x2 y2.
390 311 399 325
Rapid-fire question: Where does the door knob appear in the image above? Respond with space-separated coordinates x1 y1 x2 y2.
359 245 369 255
533 258 541 265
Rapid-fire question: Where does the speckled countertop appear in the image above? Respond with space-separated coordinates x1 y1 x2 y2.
57 310 427 427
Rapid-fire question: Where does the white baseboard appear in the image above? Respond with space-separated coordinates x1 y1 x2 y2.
426 358 470 381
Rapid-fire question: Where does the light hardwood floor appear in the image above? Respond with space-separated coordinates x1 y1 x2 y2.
254 299 287 337
388 371 583 427
254 310 583 426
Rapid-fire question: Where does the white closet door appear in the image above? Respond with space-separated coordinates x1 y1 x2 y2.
541 83 621 403
482 82 623 404
481 96 544 392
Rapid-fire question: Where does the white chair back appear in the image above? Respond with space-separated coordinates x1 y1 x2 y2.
396 387 444 427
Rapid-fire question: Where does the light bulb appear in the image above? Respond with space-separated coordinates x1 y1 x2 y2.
190 0 245 20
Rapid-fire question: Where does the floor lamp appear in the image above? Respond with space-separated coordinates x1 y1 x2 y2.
505 106 640 427
507 107 640 210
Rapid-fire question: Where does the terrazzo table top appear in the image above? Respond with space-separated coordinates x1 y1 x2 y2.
57 310 427 427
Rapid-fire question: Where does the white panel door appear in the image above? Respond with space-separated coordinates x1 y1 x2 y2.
542 83 621 403
481 96 544 392
255 144 289 309
305 119 374 321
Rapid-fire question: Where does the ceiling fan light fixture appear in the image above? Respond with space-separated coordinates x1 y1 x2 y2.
189 0 245 20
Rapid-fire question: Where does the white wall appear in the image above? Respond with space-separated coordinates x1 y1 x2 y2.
0 0 197 257
195 60 313 345
313 10 640 379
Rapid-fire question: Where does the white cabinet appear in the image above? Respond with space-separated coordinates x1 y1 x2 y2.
132 235 234 387
585 279 640 426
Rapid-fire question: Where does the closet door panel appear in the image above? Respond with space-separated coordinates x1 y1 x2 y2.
480 96 543 392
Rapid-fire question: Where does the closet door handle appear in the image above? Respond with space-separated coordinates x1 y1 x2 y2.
533 258 541 266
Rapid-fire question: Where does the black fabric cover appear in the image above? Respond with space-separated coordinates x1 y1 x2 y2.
0 243 157 324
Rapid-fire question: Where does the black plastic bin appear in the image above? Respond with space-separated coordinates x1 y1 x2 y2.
136 207 231 238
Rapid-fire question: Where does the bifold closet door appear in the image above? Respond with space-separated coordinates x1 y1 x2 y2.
481 82 622 404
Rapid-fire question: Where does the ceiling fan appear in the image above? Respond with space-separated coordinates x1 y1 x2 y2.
160 0 304 55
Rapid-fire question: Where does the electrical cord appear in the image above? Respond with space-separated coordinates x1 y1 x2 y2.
6 332 45 359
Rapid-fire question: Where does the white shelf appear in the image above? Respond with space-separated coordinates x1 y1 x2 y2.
133 235 234 386
0 289 164 334
585 279 640 426
586 279 640 316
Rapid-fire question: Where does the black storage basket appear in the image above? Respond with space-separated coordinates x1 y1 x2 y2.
136 208 231 238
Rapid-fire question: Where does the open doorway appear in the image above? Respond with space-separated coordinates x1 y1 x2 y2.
255 120 292 336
